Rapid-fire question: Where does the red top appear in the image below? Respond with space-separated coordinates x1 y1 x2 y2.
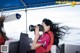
0 36 5 45
37 32 50 48
36 31 54 53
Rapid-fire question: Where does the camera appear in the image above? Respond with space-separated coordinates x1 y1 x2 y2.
29 24 44 31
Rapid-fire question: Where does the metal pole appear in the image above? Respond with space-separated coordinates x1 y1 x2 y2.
1 9 4 15
20 0 28 33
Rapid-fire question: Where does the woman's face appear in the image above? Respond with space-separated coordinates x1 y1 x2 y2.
42 22 50 32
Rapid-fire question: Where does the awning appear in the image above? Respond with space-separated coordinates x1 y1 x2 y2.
0 0 79 11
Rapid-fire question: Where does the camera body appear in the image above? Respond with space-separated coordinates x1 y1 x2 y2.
29 24 44 31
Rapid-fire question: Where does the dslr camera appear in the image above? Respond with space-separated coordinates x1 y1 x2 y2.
29 24 44 31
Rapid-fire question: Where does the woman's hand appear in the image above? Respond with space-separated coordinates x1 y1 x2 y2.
34 26 40 36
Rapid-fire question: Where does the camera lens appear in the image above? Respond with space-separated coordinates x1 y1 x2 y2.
29 24 44 31
29 25 35 31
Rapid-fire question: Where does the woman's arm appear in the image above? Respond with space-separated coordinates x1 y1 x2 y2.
31 35 42 50
31 26 42 50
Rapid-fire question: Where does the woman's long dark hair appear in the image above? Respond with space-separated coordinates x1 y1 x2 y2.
0 28 9 40
42 18 69 48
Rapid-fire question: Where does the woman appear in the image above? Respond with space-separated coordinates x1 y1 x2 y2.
0 15 9 45
31 18 68 53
